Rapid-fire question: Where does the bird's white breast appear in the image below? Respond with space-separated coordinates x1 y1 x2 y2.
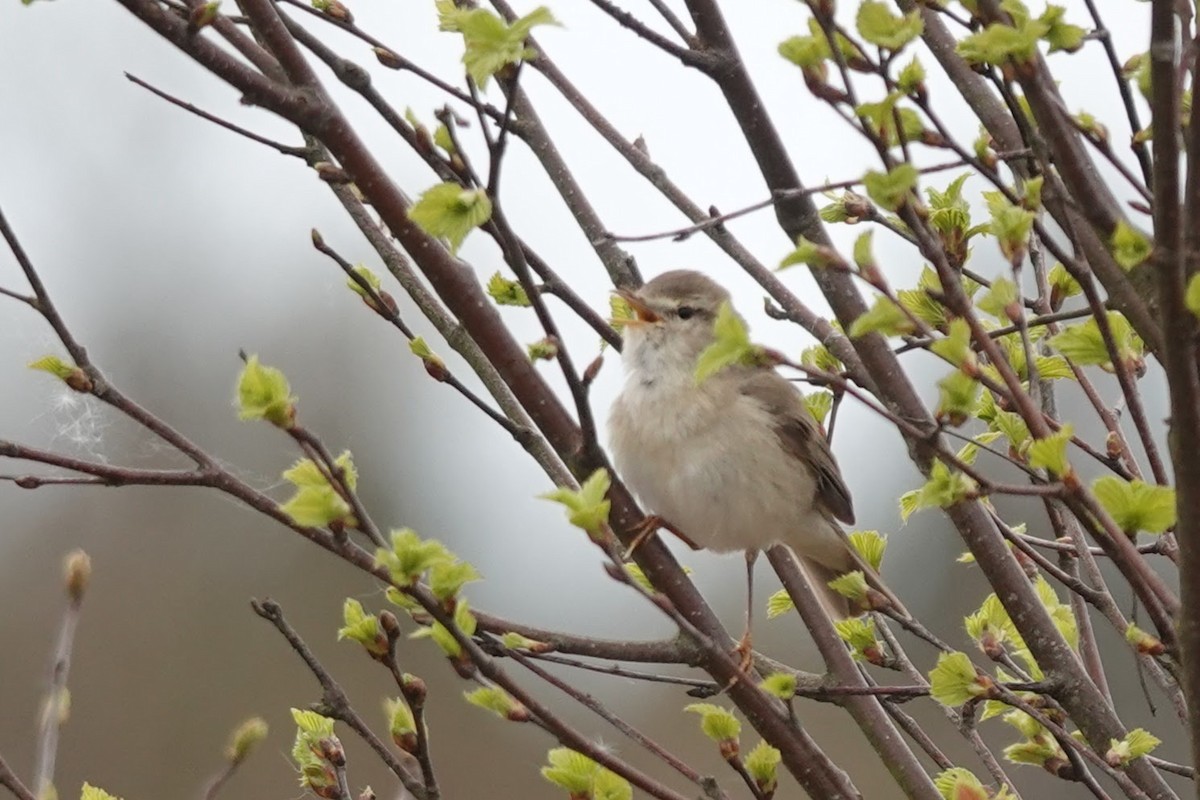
608 370 838 557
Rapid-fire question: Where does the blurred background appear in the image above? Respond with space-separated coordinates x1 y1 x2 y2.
0 1 1183 797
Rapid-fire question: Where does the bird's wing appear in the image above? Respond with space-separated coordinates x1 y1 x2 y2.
738 370 856 525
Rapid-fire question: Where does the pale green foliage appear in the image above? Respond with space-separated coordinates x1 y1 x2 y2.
759 672 798 700
410 598 477 657
1048 312 1143 372
684 703 741 742
1048 262 1081 302
695 301 765 381
28 354 76 380
804 390 834 425
429 558 482 600
863 163 919 210
384 697 416 741
81 784 124 800
1034 575 1079 649
291 708 339 794
901 461 977 520
347 264 382 299
779 235 845 270
849 295 915 338
437 3 557 87
835 616 880 661
933 767 989 800
1027 424 1073 476
855 1 923 50
847 530 887 571
897 56 925 93
977 277 1019 320
225 716 269 764
541 468 612 537
956 5 1083 65
409 336 446 370
766 589 795 619
744 740 782 793
1091 476 1176 534
337 597 387 657
931 319 974 367
955 430 1002 466
464 686 526 720
375 528 454 586
1107 729 1161 766
928 651 988 707
236 354 295 428
965 594 1019 650
486 271 531 306
541 748 632 800
1186 274 1200 320
828 570 869 601
279 451 357 528
778 32 830 69
985 191 1035 261
500 631 546 650
407 182 493 253
1110 220 1152 271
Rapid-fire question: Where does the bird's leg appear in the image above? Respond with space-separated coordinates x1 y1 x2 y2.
622 514 700 559
733 549 758 676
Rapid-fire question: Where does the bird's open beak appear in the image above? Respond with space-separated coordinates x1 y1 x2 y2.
616 288 662 325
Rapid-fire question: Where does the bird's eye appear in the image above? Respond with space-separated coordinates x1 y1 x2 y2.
677 305 697 320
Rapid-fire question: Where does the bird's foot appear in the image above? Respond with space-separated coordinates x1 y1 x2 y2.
722 631 756 691
622 515 700 559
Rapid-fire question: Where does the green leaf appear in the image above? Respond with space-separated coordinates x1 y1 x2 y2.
541 468 612 536
1027 424 1073 477
986 192 1035 262
1049 312 1143 372
1186 274 1200 320
464 686 527 721
236 354 296 427
956 431 1003 465
852 230 875 273
279 454 356 528
542 749 632 800
978 277 1020 320
486 271 531 306
1034 575 1078 648
408 182 493 254
906 460 977 516
766 589 794 619
779 235 846 270
936 371 980 427
897 56 926 93
429 558 482 601
835 616 880 661
926 173 973 239
1110 220 1152 271
1126 622 1165 655
778 33 830 69
957 21 1040 65
384 697 416 751
1107 728 1161 767
28 354 76 380
933 768 989 800
409 599 477 658
448 6 558 88
1091 476 1176 534
694 301 766 382
337 598 386 657
81 785 124 800
931 318 975 367
1048 263 1081 304
225 717 269 764
863 164 919 211
856 1 924 50
828 570 869 601
375 528 453 586
346 264 382 299
744 740 782 793
527 337 559 361
1039 5 1085 53
684 703 741 742
965 593 1020 652
849 295 915 338
847 530 887 571
804 390 834 426
929 651 989 707
801 342 843 374
759 672 798 700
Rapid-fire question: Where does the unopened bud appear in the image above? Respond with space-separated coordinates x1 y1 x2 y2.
373 47 403 69
64 550 91 603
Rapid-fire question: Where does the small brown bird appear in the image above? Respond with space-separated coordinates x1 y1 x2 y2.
608 270 892 655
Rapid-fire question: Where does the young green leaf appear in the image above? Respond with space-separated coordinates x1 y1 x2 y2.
337 598 388 658
777 33 830 69
863 163 919 211
828 570 869 602
928 651 990 707
1110 220 1152 271
744 740 782 794
905 460 978 517
1106 728 1161 767
694 301 767 382
279 454 356 528
445 6 558 88
486 271 531 306
1039 4 1085 52
464 686 528 721
1049 312 1143 373
541 748 632 800
375 528 453 586
835 616 881 662
936 371 981 427
236 354 295 428
849 295 915 338
779 235 846 270
957 21 1040 65
428 558 482 601
384 697 417 752
855 1 923 50
407 182 493 253
897 56 926 94
931 318 975 368
847 530 887 571
225 717 269 764
1186 274 1200 320
540 468 612 537
804 390 834 426
1091 476 1176 535
684 703 741 743
766 589 794 619
758 672 798 700
81 784 124 800
1027 424 1073 477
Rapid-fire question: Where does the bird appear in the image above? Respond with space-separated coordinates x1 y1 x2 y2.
607 269 894 662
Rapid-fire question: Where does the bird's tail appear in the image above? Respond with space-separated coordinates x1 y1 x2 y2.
796 555 853 620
